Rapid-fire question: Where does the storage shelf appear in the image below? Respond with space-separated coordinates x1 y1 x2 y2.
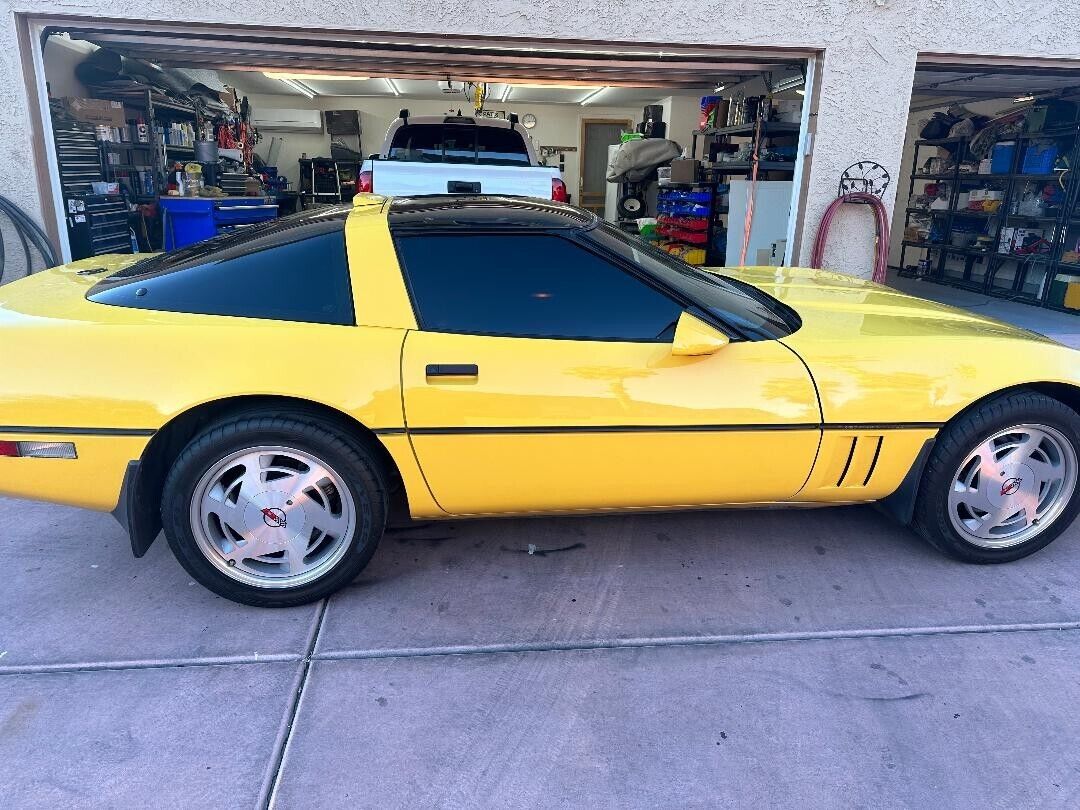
1006 213 1061 222
941 246 996 258
103 141 155 151
914 136 969 147
699 122 801 137
708 161 795 174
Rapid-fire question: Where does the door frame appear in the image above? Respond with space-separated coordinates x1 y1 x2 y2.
578 118 632 215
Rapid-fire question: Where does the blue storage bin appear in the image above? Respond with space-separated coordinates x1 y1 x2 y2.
657 189 711 204
991 141 1016 174
1022 141 1059 174
213 201 279 225
160 196 278 250
159 197 216 250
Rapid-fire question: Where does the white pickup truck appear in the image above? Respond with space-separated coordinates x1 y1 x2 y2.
358 111 568 201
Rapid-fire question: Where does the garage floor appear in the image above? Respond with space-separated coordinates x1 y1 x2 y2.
3 284 1080 808
888 271 1080 349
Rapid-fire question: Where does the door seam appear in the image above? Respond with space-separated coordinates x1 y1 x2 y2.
399 328 452 516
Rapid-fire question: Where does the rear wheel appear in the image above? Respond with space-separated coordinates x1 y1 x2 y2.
161 415 386 606
914 391 1080 563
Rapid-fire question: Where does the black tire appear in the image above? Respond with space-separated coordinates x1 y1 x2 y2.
617 192 645 219
161 414 387 607
913 390 1080 563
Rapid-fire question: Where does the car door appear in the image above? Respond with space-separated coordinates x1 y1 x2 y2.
397 230 820 516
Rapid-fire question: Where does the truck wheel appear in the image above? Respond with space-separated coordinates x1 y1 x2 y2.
617 192 645 219
161 415 386 607
913 391 1080 563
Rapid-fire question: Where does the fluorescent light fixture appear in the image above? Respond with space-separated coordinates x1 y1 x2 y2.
714 83 727 93
274 77 315 98
579 86 611 105
771 74 805 94
795 89 806 96
500 83 513 102
1014 94 1036 103
263 72 370 81
487 81 604 90
385 77 401 96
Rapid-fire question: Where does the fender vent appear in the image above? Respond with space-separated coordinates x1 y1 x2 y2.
835 435 884 488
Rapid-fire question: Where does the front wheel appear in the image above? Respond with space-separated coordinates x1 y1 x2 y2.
914 391 1080 563
161 415 387 606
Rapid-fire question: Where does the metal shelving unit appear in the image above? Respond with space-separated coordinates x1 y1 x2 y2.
655 180 726 265
899 120 1080 313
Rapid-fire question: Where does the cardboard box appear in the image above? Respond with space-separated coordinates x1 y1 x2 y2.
668 158 700 184
62 97 126 128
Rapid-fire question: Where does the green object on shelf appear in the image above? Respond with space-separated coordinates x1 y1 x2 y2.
1050 275 1080 308
620 132 643 143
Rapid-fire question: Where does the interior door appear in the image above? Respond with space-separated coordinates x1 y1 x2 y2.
395 231 820 516
580 120 629 215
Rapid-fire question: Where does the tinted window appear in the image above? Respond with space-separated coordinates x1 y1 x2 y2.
589 222 798 340
89 208 354 325
396 233 682 341
388 124 530 166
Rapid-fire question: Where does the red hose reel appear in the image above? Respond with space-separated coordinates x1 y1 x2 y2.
809 191 891 285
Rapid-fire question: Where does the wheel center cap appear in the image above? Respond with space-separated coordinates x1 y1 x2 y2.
987 463 1036 509
243 491 306 547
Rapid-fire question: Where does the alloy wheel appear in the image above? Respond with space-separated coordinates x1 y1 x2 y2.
189 445 356 588
948 423 1077 549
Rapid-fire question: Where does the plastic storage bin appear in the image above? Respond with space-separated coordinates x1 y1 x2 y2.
991 141 1016 174
1022 141 1059 175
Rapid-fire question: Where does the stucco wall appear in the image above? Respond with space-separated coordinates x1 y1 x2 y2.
3 0 1080 279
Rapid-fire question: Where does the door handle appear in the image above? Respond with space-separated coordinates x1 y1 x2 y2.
425 363 479 378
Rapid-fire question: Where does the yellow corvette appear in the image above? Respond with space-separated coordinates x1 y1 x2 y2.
1 195 1078 606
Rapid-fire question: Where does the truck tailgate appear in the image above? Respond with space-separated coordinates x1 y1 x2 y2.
368 162 554 198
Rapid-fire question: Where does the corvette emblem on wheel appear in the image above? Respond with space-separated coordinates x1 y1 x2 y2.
1000 477 1023 497
261 507 287 528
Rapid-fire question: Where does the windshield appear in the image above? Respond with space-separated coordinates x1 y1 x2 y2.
387 124 531 166
589 222 799 341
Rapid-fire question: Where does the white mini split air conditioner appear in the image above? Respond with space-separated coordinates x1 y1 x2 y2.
251 109 324 132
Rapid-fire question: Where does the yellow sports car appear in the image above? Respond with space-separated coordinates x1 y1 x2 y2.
1 195 1078 606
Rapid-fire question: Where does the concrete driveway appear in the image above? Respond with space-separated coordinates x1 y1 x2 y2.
2 495 1080 809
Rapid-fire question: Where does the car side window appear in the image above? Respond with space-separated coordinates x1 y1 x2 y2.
395 233 683 341
88 210 354 326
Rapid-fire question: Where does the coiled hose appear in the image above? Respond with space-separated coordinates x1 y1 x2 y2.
0 195 60 285
809 192 890 284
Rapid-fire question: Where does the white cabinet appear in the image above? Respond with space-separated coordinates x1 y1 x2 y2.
726 179 793 266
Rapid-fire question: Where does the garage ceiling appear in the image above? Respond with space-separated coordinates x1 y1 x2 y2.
49 20 806 92
212 72 715 104
912 63 1080 110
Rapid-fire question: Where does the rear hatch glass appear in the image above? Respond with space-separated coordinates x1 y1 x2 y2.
388 124 530 166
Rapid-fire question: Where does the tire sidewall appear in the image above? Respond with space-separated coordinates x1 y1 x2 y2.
162 419 385 606
917 394 1080 563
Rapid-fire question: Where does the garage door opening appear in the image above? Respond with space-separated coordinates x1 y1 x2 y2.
34 23 812 268
890 57 1080 316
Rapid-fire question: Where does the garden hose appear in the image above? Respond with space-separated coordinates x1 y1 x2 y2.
809 192 890 284
0 195 59 284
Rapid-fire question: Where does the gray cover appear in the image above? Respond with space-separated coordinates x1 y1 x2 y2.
606 139 682 183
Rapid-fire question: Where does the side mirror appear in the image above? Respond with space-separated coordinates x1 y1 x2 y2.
671 311 730 356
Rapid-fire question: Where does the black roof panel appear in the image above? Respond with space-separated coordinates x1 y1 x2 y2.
387 195 596 232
